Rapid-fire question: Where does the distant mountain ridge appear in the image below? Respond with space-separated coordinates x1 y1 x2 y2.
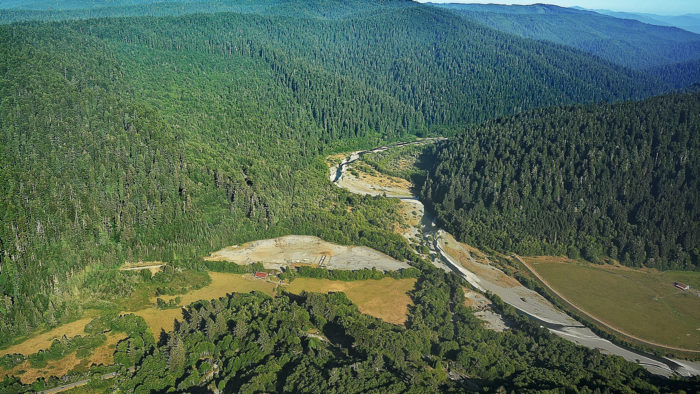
587 8 700 34
0 0 419 23
432 2 700 74
0 0 190 9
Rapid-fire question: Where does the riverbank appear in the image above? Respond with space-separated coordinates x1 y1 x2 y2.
329 141 700 378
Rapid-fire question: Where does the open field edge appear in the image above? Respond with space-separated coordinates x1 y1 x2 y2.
512 255 700 360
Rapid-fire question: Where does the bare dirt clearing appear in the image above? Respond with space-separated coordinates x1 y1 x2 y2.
336 162 413 198
205 235 409 271
464 290 509 332
440 233 519 288
119 261 166 275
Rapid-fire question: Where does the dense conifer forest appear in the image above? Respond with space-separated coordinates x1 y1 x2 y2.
438 3 700 70
0 0 669 344
0 0 699 391
422 92 700 270
4 269 693 392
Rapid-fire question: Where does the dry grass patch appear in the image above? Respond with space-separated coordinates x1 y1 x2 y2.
136 272 276 335
325 152 351 167
0 332 127 384
285 277 416 325
159 272 276 304
2 272 277 383
525 257 700 350
89 333 126 367
133 308 184 338
8 353 81 384
355 163 413 191
336 161 413 198
440 233 519 288
0 318 92 357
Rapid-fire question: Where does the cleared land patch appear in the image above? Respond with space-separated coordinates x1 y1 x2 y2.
119 261 167 275
525 256 700 350
285 277 416 325
464 289 508 332
0 318 93 357
0 332 127 384
157 271 276 304
440 233 520 288
336 161 413 198
138 272 276 335
205 235 409 271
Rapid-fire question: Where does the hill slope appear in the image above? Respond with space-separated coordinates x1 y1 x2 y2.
592 9 700 35
421 92 700 270
434 3 700 71
0 0 677 366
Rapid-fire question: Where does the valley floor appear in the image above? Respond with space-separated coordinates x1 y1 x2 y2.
519 256 700 351
330 141 700 377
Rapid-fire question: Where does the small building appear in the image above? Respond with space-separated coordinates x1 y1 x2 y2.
674 282 690 291
254 272 268 279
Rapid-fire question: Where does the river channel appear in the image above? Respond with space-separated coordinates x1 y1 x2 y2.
329 139 700 378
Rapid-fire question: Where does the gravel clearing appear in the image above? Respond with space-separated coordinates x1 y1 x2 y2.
205 235 409 272
329 142 700 378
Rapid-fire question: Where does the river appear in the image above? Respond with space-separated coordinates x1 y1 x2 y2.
329 139 700 378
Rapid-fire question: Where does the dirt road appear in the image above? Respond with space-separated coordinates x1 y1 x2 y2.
330 142 699 378
515 254 700 354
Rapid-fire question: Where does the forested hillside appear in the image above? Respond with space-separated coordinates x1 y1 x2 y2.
2 270 685 392
647 59 700 89
111 273 679 392
436 3 700 71
592 9 700 34
0 0 670 344
422 92 700 270
0 0 417 23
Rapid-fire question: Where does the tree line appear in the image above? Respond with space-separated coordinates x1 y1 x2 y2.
422 92 700 270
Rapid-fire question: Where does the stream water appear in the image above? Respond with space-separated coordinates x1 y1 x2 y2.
329 140 699 378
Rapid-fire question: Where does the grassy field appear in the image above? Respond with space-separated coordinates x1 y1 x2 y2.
0 318 93 357
140 272 276 335
0 271 275 384
525 256 700 350
1 272 416 385
285 277 416 325
0 332 126 384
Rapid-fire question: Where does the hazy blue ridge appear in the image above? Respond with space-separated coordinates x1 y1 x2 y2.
590 8 700 34
431 3 700 72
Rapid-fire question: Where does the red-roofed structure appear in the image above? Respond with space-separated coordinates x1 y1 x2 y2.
254 272 268 279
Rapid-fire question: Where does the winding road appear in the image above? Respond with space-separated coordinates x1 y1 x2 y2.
329 140 700 378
